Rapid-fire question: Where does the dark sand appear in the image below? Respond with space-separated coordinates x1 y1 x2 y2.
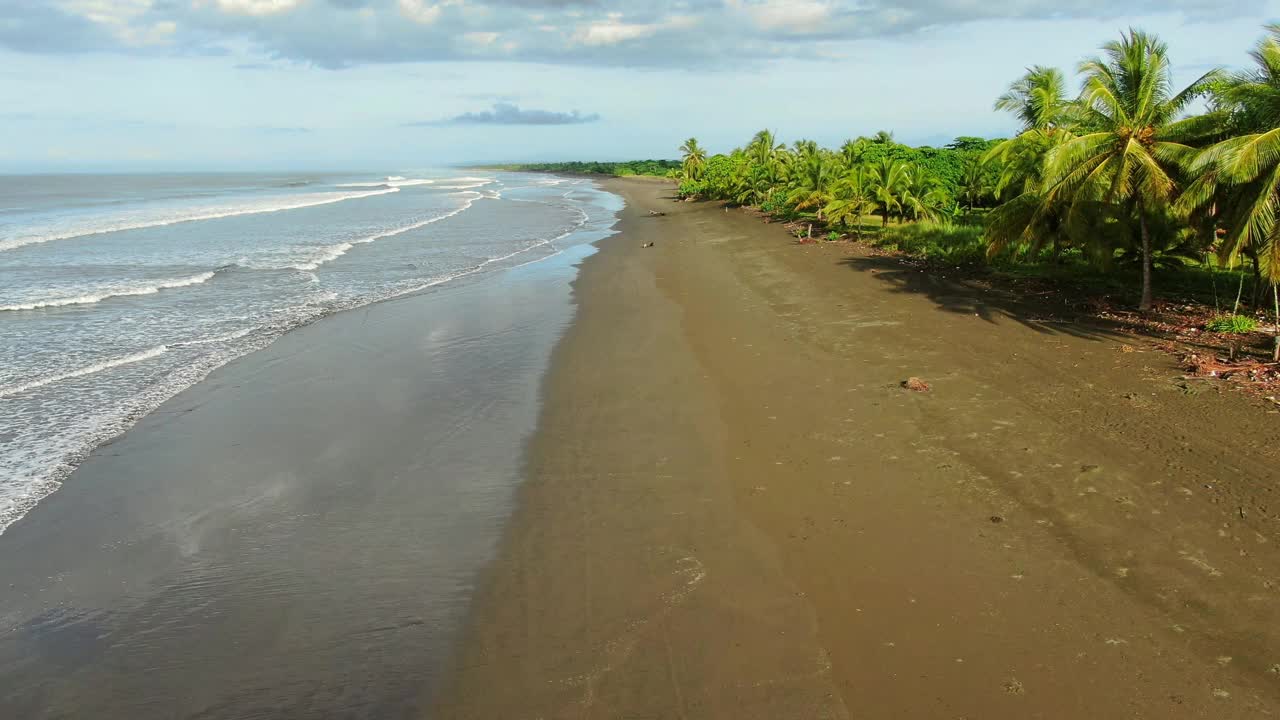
438 177 1280 718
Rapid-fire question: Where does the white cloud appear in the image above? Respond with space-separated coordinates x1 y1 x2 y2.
397 0 470 25
206 0 302 16
464 31 498 46
725 0 832 33
571 13 697 47
58 0 175 47
15 0 1280 70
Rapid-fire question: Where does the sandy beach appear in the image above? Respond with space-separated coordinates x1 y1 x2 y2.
4 174 1280 719
438 176 1280 718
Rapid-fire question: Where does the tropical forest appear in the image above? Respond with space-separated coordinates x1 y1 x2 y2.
667 26 1280 361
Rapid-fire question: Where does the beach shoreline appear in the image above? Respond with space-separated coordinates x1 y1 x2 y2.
438 177 1280 718
0 176 620 718
3 174 1280 718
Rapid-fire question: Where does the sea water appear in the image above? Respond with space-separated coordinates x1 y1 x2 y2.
0 170 619 534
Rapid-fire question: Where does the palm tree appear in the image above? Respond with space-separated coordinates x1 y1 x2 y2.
995 66 1074 133
867 157 911 227
898 168 949 223
747 129 784 167
958 159 991 210
1041 29 1220 310
786 142 836 219
1182 26 1280 279
839 138 871 168
984 66 1081 259
1180 25 1280 355
824 166 876 240
679 137 707 181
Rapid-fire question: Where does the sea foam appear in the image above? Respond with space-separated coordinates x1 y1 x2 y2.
0 271 218 312
0 187 400 253
0 345 169 399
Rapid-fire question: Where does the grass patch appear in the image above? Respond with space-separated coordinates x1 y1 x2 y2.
1206 314 1259 333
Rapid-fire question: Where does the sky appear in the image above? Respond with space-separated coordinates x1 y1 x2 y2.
2 0 1279 172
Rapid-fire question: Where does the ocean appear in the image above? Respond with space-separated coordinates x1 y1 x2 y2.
0 170 621 534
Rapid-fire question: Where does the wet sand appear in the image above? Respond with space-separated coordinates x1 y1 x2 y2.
439 177 1280 718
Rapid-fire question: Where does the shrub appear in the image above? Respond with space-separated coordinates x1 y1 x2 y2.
677 179 705 198
759 196 789 216
1205 314 1259 333
877 222 986 264
826 231 841 242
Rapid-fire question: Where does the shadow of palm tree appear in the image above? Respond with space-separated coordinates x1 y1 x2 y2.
837 253 1128 342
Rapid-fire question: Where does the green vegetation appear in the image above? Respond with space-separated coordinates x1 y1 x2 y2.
675 25 1280 357
1207 314 1261 333
483 159 680 177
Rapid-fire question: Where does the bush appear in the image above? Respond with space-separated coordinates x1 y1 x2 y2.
826 231 841 242
877 222 987 264
759 196 790 216
677 179 705 198
1205 314 1259 333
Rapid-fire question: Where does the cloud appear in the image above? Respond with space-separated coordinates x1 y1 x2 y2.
419 102 601 125
2 0 1272 68
203 0 303 16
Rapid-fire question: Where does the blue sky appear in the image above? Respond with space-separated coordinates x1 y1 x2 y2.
3 0 1279 172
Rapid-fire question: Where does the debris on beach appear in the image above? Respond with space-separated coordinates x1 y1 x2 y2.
901 377 930 392
648 210 666 216
1184 352 1279 381
642 242 655 248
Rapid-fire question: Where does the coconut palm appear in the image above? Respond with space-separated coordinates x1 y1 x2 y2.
867 157 912 226
1178 26 1280 354
1041 29 1220 310
679 137 707 181
984 66 1083 258
1182 25 1280 281
898 169 950 223
995 66 1074 133
747 129 785 167
825 166 877 239
786 141 836 218
958 159 991 210
839 138 872 168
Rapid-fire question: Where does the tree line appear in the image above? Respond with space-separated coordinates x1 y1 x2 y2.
677 26 1280 329
483 160 680 177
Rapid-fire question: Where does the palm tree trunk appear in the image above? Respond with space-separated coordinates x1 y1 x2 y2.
1252 253 1265 308
1138 210 1153 312
1274 283 1279 362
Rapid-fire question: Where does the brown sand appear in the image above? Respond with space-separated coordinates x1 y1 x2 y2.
437 177 1280 718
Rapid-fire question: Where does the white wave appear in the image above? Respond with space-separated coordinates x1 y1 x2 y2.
0 271 218 312
336 178 437 189
174 327 257 346
387 175 406 181
286 195 481 271
0 181 617 535
0 346 168 399
434 182 490 190
0 187 401 253
385 213 587 303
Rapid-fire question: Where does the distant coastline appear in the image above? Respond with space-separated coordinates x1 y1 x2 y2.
471 159 679 178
